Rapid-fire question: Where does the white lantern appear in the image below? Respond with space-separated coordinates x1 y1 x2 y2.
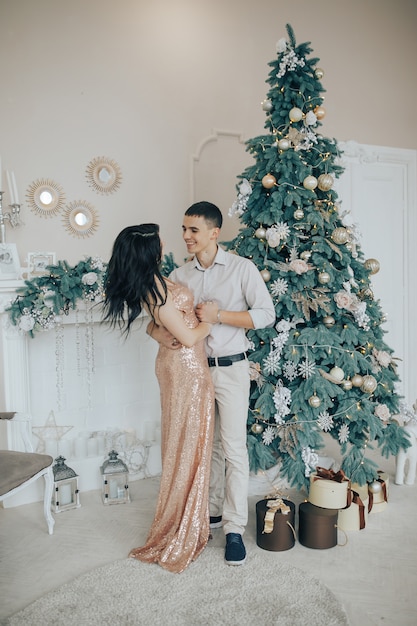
52 456 81 513
101 450 130 505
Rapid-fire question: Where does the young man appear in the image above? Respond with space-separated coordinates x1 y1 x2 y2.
150 201 275 565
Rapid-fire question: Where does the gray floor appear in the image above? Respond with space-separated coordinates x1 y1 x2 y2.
1 446 416 625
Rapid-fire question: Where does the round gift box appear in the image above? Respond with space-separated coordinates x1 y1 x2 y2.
338 495 368 531
256 499 296 551
308 473 349 509
298 501 338 549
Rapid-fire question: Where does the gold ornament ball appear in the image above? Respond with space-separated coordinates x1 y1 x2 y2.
364 258 380 275
262 173 276 189
323 315 335 328
318 271 331 284
314 68 324 80
308 394 321 408
278 138 290 151
358 287 374 300
317 173 334 191
351 374 364 388
251 422 264 434
260 269 271 282
300 250 312 261
289 107 303 122
314 105 326 119
262 99 273 112
369 480 382 494
331 227 349 245
303 175 318 190
255 227 266 239
342 379 353 391
294 208 304 220
330 366 345 382
361 375 378 394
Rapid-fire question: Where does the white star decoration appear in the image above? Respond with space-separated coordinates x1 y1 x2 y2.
32 410 73 453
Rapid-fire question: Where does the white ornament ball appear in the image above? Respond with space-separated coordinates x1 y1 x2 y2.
369 480 382 494
294 208 304 220
351 374 364 388
260 269 271 282
289 107 303 122
323 315 335 328
262 99 273 112
342 379 353 391
303 175 318 190
330 366 345 382
278 138 290 151
314 68 324 80
255 227 266 239
318 271 331 284
308 394 321 408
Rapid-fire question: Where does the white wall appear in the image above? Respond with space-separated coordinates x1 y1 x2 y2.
0 0 416 268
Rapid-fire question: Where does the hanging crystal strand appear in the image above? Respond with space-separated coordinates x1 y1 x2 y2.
55 323 65 410
84 300 95 409
75 308 82 376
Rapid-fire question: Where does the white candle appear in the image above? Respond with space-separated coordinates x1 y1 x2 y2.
109 479 118 499
74 437 87 458
59 483 72 506
6 171 15 204
11 172 18 205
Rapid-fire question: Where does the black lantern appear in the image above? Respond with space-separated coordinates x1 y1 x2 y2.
52 456 80 513
100 450 130 505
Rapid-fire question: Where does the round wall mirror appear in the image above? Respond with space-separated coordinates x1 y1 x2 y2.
62 200 99 238
26 179 66 217
86 156 122 195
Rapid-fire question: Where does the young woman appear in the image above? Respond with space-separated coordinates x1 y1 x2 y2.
103 224 215 573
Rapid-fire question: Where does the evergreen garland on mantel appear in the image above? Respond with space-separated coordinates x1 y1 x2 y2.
6 253 178 337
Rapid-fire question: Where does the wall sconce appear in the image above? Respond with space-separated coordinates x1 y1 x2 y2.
52 456 81 513
100 450 130 505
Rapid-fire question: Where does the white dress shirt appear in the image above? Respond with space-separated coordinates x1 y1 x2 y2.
170 246 276 358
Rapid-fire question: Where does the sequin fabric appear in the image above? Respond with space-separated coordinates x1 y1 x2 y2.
129 283 215 573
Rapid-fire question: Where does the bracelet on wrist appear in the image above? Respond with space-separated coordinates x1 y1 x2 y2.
217 310 222 323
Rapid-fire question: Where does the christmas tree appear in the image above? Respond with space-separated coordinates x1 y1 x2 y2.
228 24 409 489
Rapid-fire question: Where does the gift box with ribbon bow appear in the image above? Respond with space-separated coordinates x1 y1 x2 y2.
256 496 296 551
308 467 351 510
338 490 368 531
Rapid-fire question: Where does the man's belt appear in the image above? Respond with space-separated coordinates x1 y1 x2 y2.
207 352 247 367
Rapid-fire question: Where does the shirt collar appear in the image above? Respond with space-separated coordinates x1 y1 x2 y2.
193 246 227 270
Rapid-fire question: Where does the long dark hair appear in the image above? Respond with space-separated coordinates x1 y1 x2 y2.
102 224 167 335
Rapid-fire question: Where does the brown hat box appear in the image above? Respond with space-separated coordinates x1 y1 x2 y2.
298 501 338 549
256 498 296 551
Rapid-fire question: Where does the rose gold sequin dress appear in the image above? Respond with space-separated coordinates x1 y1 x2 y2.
129 283 215 573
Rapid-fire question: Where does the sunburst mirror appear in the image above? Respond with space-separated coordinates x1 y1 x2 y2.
62 200 99 238
26 179 66 217
85 156 122 195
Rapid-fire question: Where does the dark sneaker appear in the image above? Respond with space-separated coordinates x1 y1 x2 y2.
210 515 223 529
225 533 246 565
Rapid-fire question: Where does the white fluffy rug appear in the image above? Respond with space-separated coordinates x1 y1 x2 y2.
5 547 349 625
